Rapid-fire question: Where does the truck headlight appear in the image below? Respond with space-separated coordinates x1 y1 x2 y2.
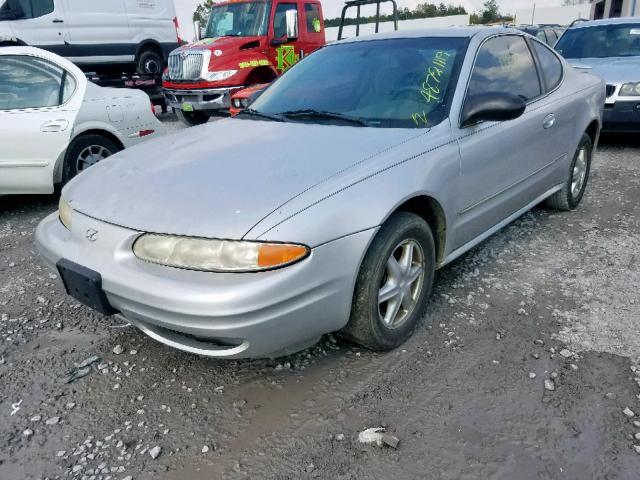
619 82 640 97
133 234 310 272
203 70 238 82
59 197 72 230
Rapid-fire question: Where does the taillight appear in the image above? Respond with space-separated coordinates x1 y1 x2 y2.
151 101 155 114
173 17 183 44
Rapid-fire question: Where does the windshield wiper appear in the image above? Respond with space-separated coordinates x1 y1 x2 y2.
279 109 368 127
237 108 284 122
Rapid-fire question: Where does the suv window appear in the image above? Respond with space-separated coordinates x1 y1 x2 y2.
0 55 76 110
273 3 297 38
467 35 541 102
532 41 562 91
304 3 321 33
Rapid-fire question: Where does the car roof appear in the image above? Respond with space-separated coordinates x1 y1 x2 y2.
569 16 640 29
336 26 522 44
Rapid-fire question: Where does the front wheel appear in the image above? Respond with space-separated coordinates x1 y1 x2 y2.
341 212 436 351
176 109 211 127
136 49 164 75
546 133 593 211
62 134 121 186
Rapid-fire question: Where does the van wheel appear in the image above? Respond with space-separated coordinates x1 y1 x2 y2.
546 133 592 211
62 134 121 186
176 109 210 127
340 212 436 351
136 49 164 75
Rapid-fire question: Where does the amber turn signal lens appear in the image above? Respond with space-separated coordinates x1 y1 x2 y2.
257 244 309 268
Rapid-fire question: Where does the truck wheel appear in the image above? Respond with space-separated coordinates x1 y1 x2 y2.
136 49 164 75
62 134 121 186
340 212 435 351
176 109 210 127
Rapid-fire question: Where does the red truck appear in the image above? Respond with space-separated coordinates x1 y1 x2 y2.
163 0 326 126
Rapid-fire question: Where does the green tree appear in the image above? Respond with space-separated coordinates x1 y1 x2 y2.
193 0 214 25
481 0 500 23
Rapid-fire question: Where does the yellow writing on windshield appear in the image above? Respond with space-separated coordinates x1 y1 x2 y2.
412 51 452 127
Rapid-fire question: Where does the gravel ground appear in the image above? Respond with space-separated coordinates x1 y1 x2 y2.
1 118 639 479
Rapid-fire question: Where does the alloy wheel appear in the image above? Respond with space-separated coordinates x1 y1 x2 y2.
571 146 588 199
378 239 426 329
76 145 113 173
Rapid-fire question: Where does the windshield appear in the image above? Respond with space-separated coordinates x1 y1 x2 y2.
247 37 468 128
556 24 640 58
205 1 270 38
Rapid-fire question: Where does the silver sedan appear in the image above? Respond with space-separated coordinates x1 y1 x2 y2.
36 28 605 358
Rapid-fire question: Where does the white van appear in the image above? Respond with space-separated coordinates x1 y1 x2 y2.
0 0 181 74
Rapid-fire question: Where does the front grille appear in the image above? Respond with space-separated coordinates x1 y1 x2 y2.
606 84 616 98
168 51 204 81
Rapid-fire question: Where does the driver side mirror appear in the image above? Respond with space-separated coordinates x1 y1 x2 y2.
461 92 526 127
193 21 201 41
271 9 298 46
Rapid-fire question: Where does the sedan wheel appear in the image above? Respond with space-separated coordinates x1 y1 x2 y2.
62 134 121 186
76 145 113 173
378 239 425 329
545 133 592 211
341 212 435 351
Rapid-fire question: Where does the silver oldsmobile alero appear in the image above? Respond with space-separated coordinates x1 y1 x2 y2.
36 27 605 359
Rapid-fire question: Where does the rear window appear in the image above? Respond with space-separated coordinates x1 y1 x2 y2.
532 41 562 91
305 3 321 33
556 23 640 58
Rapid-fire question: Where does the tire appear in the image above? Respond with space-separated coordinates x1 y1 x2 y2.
546 133 592 211
62 134 121 186
136 49 164 75
340 212 436 351
176 109 211 127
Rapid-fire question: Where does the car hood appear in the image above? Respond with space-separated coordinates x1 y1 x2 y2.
568 57 640 84
64 118 421 239
173 36 263 55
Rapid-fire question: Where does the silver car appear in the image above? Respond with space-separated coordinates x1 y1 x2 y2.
556 17 640 132
36 28 605 359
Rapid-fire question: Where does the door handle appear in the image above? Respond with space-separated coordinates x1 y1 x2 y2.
41 120 69 132
52 18 64 23
543 114 556 129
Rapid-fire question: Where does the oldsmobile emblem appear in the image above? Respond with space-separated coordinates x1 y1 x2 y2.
86 229 99 242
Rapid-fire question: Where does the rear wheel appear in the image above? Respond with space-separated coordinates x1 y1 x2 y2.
62 134 121 186
546 133 592 211
176 109 211 127
136 49 164 75
341 212 436 351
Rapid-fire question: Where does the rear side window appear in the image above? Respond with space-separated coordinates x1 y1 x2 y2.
532 41 563 91
467 35 541 101
545 29 558 44
0 55 76 110
304 3 322 33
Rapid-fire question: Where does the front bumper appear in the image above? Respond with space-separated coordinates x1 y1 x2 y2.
602 100 640 132
164 86 242 112
35 211 375 359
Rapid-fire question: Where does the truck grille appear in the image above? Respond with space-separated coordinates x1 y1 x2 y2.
168 52 205 81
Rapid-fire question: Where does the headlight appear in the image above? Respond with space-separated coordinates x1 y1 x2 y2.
619 82 640 97
203 70 237 82
59 197 72 230
133 234 310 272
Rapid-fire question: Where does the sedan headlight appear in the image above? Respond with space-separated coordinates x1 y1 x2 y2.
619 82 640 97
203 70 237 82
59 197 72 230
133 234 310 272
